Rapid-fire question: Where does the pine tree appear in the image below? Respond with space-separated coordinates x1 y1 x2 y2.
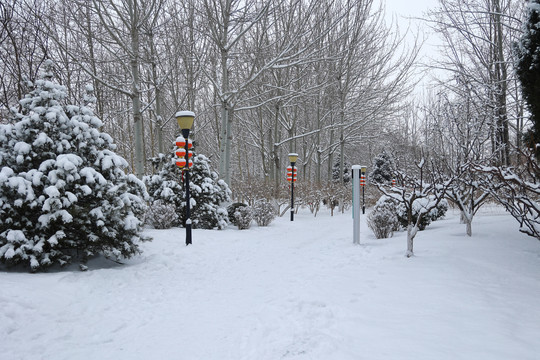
515 0 540 157
0 61 150 271
332 158 351 183
369 150 395 184
145 152 231 230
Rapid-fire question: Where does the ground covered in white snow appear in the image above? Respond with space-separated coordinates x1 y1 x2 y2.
2 206 540 360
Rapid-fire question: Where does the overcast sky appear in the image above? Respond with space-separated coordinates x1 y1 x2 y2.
382 0 444 89
383 0 438 22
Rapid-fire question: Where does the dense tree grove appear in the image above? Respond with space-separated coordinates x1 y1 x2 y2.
1 0 539 259
0 0 418 190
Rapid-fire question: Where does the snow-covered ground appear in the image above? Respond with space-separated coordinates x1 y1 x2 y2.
2 206 540 360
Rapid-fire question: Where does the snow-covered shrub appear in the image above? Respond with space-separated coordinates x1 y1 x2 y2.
146 200 178 229
232 177 272 207
0 62 150 271
395 196 449 230
374 195 448 232
253 200 276 227
323 182 351 216
367 198 399 239
234 206 253 230
144 152 230 230
227 203 247 226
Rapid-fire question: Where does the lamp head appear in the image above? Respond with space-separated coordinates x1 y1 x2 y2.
288 153 299 164
175 111 195 130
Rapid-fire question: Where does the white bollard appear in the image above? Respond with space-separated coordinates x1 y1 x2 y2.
352 165 361 245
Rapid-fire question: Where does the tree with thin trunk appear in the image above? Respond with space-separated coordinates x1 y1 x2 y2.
377 156 455 257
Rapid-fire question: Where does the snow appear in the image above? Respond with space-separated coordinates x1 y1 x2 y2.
175 110 195 118
13 142 31 154
2 207 540 359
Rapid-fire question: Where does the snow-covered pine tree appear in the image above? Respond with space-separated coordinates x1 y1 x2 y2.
515 0 540 158
369 150 395 184
188 153 231 229
332 158 351 183
145 153 184 226
145 152 231 230
0 61 149 271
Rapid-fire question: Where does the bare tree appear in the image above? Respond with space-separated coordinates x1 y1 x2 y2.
377 156 455 257
424 83 492 236
427 0 525 166
0 0 50 115
477 148 540 240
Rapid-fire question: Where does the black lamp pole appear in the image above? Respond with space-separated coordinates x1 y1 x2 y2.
288 153 298 221
182 128 192 246
176 111 195 246
290 160 295 221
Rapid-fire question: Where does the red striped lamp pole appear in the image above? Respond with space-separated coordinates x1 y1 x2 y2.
287 153 298 221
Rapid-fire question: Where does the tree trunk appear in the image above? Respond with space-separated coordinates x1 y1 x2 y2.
466 219 472 237
130 3 144 177
406 224 418 258
149 32 164 154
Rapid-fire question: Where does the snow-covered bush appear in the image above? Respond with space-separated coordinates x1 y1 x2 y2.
375 195 448 231
227 203 247 226
395 196 448 230
146 200 178 229
253 200 276 227
234 206 253 230
367 198 399 239
144 152 230 230
0 62 150 271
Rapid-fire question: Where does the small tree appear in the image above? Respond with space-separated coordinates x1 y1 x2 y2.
0 62 149 271
145 152 231 230
445 168 490 237
369 150 396 185
477 149 540 240
377 157 455 257
332 158 351 184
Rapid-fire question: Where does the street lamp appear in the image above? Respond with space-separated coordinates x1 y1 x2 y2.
361 166 367 214
287 153 298 221
176 111 195 246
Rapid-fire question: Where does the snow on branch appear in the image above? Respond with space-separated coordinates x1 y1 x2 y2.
475 149 540 240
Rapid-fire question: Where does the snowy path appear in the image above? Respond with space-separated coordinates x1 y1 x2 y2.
2 208 540 359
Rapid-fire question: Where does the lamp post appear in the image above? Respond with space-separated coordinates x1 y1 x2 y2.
176 111 195 246
287 153 298 221
361 166 367 214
